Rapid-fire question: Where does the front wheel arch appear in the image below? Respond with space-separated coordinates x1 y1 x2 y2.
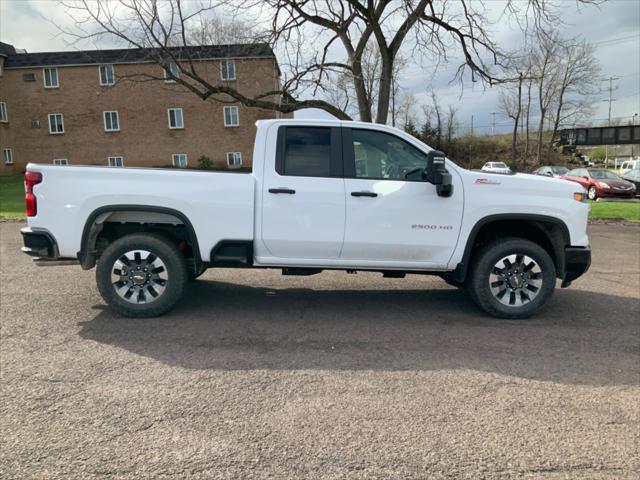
453 214 570 284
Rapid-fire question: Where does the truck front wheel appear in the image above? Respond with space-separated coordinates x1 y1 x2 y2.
96 233 187 317
466 238 556 319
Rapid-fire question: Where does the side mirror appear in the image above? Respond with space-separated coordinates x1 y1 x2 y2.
545 172 553 177
425 150 453 197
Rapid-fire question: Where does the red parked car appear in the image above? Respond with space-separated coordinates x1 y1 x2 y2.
561 168 636 200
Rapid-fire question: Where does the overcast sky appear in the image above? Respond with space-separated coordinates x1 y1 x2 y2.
1 0 638 134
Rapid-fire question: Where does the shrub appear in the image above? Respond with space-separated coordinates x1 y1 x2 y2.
197 155 213 170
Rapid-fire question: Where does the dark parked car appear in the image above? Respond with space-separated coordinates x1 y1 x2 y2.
621 169 640 197
561 168 636 200
532 166 569 178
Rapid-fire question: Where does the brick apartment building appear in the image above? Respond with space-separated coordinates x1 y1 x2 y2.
0 41 287 175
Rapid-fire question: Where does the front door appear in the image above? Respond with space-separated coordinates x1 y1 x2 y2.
340 128 463 268
260 125 345 260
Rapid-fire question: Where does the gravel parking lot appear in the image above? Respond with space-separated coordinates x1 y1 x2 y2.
1 221 638 479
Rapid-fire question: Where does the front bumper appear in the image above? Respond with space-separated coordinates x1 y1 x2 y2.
21 227 59 258
561 246 591 288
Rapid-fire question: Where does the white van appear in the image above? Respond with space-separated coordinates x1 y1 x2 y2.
620 158 640 175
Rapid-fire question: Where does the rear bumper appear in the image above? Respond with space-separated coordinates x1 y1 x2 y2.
561 246 591 288
21 227 59 258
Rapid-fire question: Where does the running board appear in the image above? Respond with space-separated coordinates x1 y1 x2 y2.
282 268 322 276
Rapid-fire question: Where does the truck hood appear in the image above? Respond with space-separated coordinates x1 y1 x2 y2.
467 170 581 193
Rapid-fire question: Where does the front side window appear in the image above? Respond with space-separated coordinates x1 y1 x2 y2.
223 106 239 127
172 153 188 168
220 59 236 80
48 113 64 134
99 64 114 85
43 67 59 88
350 129 427 181
0 102 7 122
164 60 180 82
3 148 13 165
168 108 184 129
108 156 123 167
279 127 332 177
103 111 120 131
53 158 68 165
227 151 242 168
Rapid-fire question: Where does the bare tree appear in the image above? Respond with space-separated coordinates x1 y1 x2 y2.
498 71 525 165
59 0 598 123
544 39 599 160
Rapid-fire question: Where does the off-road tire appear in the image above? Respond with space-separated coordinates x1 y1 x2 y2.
96 233 187 317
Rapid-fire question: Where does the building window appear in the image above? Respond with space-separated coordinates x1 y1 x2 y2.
43 67 59 88
164 60 180 82
108 156 124 167
99 64 114 85
0 102 7 122
23 73 36 82
48 113 64 134
3 148 13 165
103 111 120 132
227 152 242 169
168 108 184 129
172 153 188 168
223 106 239 127
53 158 68 166
220 59 236 80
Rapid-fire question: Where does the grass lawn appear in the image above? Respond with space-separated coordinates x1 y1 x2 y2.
1 172 639 222
589 200 640 222
0 175 25 219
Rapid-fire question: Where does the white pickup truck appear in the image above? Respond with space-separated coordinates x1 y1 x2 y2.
21 119 591 319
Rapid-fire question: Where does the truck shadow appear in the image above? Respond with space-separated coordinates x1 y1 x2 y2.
79 279 639 386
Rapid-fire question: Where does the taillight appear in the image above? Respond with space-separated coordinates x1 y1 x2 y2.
25 171 43 217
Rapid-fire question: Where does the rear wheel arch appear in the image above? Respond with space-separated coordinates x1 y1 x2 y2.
453 214 570 283
78 205 202 273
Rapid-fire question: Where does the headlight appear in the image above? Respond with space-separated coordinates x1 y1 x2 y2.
598 182 610 189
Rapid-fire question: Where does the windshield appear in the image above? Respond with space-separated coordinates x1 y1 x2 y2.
590 170 620 180
551 167 568 175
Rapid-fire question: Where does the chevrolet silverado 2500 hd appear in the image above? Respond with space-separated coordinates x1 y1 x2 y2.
21 119 591 319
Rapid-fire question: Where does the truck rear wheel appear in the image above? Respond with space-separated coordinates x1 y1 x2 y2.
96 233 187 317
466 237 556 319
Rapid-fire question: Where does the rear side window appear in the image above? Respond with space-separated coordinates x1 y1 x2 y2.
276 126 340 177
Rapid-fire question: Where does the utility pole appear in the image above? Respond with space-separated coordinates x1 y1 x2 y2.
491 112 497 135
603 76 620 167
471 115 474 136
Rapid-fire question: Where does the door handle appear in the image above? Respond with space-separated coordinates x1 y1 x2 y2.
269 188 296 194
351 191 378 197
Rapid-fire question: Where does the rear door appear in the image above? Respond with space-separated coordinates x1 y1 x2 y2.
340 127 463 268
259 125 346 260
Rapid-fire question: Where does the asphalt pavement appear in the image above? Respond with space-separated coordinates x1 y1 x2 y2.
1 221 638 479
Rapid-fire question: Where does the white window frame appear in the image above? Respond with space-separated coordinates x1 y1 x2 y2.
107 156 124 167
164 60 180 82
220 59 236 80
99 64 115 86
48 113 64 134
172 153 188 168
3 148 13 165
53 158 68 166
226 151 242 169
167 108 184 129
103 111 120 132
223 106 239 127
43 67 59 88
0 102 7 122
